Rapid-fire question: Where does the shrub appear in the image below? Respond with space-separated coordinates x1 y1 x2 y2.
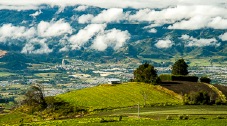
216 116 225 119
215 97 226 105
153 77 162 85
159 74 172 81
200 77 211 84
172 75 198 82
119 115 123 121
178 115 189 120
166 115 173 120
44 96 88 118
184 91 211 105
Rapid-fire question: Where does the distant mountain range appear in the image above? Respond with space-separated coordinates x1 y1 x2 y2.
0 5 227 64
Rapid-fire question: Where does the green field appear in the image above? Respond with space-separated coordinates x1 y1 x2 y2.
34 73 59 78
25 118 227 126
0 72 15 77
2 106 227 126
57 82 182 110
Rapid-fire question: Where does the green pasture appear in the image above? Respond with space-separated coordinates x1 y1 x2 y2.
57 82 182 110
26 118 227 126
34 73 59 78
22 106 227 126
89 105 227 119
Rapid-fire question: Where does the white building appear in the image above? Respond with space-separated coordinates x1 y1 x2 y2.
108 78 121 84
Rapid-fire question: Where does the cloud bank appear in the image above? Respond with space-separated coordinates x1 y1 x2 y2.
21 38 52 54
91 29 130 51
181 35 220 47
78 8 125 24
219 32 227 41
69 24 130 51
69 24 107 50
37 19 72 37
0 24 35 42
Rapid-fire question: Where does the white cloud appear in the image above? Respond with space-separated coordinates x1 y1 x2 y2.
155 39 173 49
92 8 125 23
168 15 209 30
29 10 42 18
0 0 178 10
78 14 94 24
180 34 220 47
69 24 107 49
74 5 88 11
78 8 125 24
37 19 72 37
21 38 52 54
148 28 157 33
0 24 35 42
208 17 227 29
90 28 130 51
219 32 227 41
129 5 227 29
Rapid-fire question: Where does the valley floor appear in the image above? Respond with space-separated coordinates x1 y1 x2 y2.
2 105 227 125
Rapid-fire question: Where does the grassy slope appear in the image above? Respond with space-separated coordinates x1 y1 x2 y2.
161 81 219 99
57 82 182 109
214 84 227 100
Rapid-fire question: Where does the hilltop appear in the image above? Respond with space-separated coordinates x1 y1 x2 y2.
57 82 182 110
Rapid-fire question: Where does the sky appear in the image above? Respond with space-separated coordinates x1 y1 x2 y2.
0 0 227 54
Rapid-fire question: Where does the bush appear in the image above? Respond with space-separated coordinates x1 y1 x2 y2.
215 97 226 105
172 75 198 82
153 77 162 85
184 91 211 105
166 115 173 120
200 77 211 83
44 96 88 118
178 115 189 120
159 74 172 81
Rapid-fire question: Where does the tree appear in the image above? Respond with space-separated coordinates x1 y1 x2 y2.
200 76 211 83
133 63 158 83
172 59 189 75
23 84 47 109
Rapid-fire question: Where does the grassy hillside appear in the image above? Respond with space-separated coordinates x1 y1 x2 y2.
57 82 182 110
161 81 219 98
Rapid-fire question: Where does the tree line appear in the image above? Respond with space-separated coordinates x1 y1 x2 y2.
133 58 211 84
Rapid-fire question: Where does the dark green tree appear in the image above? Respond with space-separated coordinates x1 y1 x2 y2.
200 76 211 83
172 59 189 75
23 84 47 109
133 63 158 83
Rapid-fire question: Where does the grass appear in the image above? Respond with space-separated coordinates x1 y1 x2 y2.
89 105 227 119
2 105 227 125
0 112 41 125
23 116 227 126
34 73 59 78
57 82 182 110
204 83 226 103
